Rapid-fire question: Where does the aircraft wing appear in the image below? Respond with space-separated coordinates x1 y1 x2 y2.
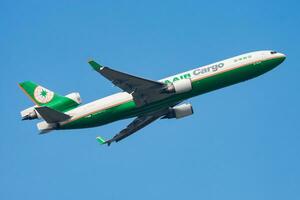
89 60 170 106
96 109 169 146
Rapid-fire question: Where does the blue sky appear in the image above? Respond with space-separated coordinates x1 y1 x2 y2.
1 0 300 199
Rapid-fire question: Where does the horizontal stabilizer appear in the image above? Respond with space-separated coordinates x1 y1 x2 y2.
35 106 71 123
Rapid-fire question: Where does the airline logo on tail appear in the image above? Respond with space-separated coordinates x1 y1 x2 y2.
34 86 54 104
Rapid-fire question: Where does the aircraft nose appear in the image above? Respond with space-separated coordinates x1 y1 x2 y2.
277 53 286 63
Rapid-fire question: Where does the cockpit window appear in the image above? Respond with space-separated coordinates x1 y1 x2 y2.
270 51 277 54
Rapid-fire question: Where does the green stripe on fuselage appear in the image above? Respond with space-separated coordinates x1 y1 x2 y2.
60 57 284 130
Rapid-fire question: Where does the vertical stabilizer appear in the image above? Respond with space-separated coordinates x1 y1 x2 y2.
18 81 79 112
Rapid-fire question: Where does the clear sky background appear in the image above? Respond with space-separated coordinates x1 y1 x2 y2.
1 0 300 199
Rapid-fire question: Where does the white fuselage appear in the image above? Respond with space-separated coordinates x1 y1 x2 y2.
37 50 285 131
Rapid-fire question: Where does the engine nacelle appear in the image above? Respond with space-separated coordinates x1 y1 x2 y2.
65 92 82 104
164 79 192 94
164 103 194 119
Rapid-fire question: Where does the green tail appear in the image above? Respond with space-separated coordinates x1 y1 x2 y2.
18 81 79 112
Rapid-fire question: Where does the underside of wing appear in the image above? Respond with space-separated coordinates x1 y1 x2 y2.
96 108 169 146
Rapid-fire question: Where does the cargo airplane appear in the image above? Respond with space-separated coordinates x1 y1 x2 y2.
19 50 286 146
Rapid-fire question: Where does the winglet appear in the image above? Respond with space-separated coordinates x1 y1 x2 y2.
88 60 104 71
96 136 106 145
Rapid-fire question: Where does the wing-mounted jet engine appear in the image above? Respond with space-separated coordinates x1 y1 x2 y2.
162 79 192 94
163 103 194 119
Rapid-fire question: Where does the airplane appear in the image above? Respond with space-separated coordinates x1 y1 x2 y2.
19 50 286 146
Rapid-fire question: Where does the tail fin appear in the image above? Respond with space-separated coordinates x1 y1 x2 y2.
18 81 79 112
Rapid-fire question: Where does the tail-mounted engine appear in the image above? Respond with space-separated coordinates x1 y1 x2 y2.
65 92 81 104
